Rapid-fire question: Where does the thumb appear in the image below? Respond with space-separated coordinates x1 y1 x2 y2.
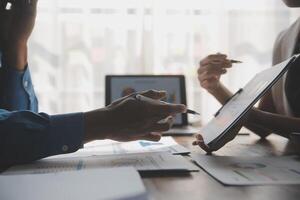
139 133 162 142
140 90 167 100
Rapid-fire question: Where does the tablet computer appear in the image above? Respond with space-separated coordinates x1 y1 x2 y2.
201 55 300 151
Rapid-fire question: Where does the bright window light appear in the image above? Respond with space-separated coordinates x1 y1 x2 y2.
29 0 300 122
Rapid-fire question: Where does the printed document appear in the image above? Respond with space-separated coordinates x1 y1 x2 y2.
48 136 190 160
191 154 300 185
5 152 198 175
0 167 147 200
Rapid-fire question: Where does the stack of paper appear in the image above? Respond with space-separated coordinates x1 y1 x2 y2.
49 137 190 160
191 154 300 185
5 152 198 175
0 167 148 200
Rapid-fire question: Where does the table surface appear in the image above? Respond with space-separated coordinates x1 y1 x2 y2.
143 133 300 200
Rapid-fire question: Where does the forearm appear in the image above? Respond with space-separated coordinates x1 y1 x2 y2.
2 43 28 71
244 119 274 138
0 105 121 167
248 109 300 138
0 110 85 167
83 108 110 143
208 83 233 105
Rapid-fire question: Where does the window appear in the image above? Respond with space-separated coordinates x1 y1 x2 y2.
30 0 300 122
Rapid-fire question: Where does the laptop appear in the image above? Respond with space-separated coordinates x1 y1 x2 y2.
105 75 198 135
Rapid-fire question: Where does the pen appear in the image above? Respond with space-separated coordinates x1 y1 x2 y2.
186 109 200 115
135 94 200 115
230 59 243 64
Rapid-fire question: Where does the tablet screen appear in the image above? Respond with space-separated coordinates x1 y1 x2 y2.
201 56 296 147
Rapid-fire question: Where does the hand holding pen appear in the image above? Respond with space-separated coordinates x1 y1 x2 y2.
135 94 200 115
198 53 242 93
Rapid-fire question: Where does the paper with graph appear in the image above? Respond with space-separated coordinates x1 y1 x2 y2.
48 137 189 160
191 154 300 185
5 152 198 175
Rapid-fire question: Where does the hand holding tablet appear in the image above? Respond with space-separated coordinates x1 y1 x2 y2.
194 55 300 152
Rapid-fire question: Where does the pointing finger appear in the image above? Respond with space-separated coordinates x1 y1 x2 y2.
151 103 186 118
140 90 167 100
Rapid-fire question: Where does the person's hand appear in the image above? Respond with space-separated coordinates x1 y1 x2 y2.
0 0 38 70
193 124 243 153
192 113 248 153
84 90 187 142
192 124 243 153
198 53 232 93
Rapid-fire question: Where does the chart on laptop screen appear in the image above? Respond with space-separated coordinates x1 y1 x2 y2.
108 76 184 124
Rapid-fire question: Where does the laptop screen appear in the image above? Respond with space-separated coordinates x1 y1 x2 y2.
105 75 187 126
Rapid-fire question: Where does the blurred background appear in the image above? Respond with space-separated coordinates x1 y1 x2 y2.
29 0 300 123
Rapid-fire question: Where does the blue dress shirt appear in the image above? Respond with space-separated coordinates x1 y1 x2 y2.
0 52 85 167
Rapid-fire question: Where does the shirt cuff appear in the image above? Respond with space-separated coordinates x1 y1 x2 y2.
45 112 85 156
0 65 38 112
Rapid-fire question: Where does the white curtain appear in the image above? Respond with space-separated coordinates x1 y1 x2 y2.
29 0 300 123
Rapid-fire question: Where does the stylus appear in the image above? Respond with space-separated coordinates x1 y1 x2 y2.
135 94 200 115
186 109 201 115
230 59 243 64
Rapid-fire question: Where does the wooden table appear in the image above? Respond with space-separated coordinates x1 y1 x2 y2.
143 134 300 200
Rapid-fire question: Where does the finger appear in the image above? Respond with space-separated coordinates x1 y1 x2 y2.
193 134 211 152
199 66 228 75
151 103 186 117
208 54 227 59
141 116 173 133
198 62 232 74
140 90 167 100
139 133 162 142
200 54 227 66
200 59 232 69
149 120 173 132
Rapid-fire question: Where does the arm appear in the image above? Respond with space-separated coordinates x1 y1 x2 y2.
198 54 274 138
0 61 38 112
0 0 36 71
0 1 187 168
0 109 85 168
248 109 300 138
0 90 186 168
0 0 38 111
245 91 277 138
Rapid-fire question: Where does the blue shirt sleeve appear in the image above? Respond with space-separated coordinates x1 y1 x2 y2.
0 52 38 112
0 110 85 167
0 52 85 168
